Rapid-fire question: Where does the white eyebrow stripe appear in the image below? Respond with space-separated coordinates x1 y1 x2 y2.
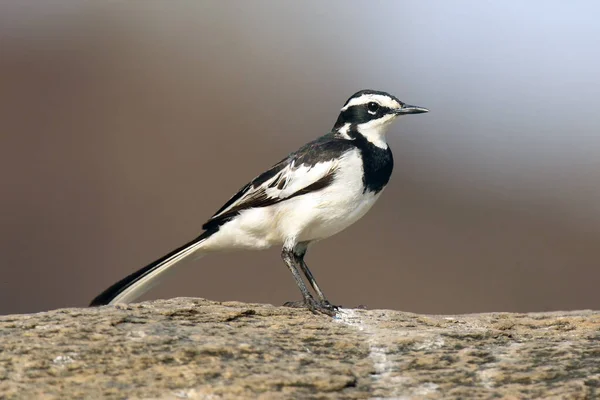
340 94 401 111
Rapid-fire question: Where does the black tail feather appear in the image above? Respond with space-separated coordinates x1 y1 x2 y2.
89 231 213 306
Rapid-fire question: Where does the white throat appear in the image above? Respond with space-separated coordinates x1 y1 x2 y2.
356 114 398 149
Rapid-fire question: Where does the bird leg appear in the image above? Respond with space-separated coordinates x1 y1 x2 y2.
281 247 336 316
293 246 338 312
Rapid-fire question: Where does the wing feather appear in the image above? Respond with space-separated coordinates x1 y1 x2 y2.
202 134 355 232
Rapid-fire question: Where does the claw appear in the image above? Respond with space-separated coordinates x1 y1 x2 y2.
321 300 340 311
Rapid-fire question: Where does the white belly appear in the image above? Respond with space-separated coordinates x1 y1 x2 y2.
281 180 381 243
202 150 383 251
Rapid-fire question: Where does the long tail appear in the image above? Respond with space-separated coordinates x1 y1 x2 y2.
89 231 213 306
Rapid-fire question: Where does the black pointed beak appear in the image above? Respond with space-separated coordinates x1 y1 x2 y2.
395 104 429 115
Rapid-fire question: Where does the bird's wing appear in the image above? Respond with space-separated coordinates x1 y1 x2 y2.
202 136 354 231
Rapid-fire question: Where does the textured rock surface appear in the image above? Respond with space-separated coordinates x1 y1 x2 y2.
0 298 599 399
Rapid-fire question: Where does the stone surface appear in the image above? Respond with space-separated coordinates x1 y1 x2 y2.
0 298 599 399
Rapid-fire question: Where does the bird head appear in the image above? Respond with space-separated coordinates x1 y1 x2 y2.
333 89 428 148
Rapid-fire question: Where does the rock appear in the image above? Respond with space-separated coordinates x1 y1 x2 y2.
0 298 599 399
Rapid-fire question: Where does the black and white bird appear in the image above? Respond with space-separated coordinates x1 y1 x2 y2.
90 90 428 315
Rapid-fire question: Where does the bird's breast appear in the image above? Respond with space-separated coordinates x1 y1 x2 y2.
356 142 394 194
287 150 383 241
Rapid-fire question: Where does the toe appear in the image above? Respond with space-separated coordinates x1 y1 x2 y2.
322 301 340 311
283 298 338 317
283 300 306 308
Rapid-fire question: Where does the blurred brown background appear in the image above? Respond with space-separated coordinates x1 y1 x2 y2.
1 2 599 316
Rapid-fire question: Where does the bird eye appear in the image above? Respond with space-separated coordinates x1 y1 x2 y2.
367 102 379 113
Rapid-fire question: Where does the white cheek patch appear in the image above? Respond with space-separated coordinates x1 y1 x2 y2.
356 114 397 149
341 94 401 112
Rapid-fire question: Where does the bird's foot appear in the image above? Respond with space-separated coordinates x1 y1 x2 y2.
321 299 341 311
283 297 338 317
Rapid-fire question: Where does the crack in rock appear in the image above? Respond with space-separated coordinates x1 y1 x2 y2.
336 308 416 398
